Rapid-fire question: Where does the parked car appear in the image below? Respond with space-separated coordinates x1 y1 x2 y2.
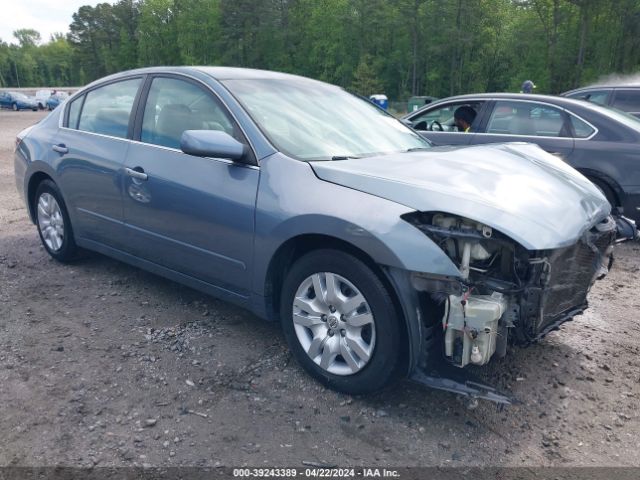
0 91 38 111
46 91 69 110
15 67 625 402
403 93 640 222
562 84 640 117
35 89 54 110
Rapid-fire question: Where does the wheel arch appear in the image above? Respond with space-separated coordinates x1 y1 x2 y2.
576 167 624 207
26 170 55 224
263 233 415 374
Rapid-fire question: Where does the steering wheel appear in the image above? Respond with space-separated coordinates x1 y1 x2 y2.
429 120 443 132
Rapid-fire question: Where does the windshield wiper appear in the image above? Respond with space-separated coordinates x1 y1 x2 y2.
331 155 362 161
404 146 432 152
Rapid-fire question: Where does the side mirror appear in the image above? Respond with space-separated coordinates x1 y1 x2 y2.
180 130 251 164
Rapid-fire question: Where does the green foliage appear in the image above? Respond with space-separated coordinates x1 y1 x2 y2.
1 0 639 96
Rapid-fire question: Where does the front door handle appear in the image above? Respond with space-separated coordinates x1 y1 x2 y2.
52 144 68 154
125 167 148 181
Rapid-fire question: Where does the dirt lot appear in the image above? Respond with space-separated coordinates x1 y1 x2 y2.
1 110 639 469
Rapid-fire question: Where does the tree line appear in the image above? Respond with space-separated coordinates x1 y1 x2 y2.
1 0 639 100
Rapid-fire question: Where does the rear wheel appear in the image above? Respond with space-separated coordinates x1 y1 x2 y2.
280 249 403 394
34 180 78 262
12 103 17 111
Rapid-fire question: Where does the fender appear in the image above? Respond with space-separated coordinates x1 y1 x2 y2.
251 153 461 300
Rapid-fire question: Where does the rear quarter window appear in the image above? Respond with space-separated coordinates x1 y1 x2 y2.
66 95 84 130
570 115 595 138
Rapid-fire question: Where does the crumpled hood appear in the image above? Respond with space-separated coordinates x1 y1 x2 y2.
310 143 610 250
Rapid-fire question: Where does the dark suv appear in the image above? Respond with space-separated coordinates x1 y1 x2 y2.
562 85 640 118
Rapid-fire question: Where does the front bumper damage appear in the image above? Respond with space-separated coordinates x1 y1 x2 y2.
399 212 624 405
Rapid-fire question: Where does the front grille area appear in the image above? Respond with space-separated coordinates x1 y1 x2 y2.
538 225 615 332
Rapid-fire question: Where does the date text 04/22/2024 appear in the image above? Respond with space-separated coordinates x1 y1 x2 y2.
232 468 400 478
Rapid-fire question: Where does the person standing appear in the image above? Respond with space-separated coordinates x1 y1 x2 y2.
521 80 536 94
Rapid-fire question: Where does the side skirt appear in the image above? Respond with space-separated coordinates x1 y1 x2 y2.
76 237 251 310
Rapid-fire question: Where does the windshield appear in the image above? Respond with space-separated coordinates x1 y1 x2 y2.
222 78 430 160
12 92 28 100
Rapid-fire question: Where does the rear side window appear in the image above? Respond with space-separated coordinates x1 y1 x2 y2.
612 90 640 113
77 78 142 139
567 90 610 106
140 77 236 149
66 95 84 129
487 101 571 137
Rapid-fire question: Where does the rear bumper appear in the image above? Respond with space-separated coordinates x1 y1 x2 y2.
14 149 28 210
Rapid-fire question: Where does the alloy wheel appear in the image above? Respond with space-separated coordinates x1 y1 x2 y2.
37 193 65 252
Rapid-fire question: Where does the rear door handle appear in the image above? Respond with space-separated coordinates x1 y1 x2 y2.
125 167 148 181
52 144 68 154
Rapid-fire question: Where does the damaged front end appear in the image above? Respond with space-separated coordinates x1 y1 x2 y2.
401 211 619 403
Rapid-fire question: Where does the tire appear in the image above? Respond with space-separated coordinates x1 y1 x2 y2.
12 103 18 111
34 179 78 262
590 177 617 208
280 249 403 395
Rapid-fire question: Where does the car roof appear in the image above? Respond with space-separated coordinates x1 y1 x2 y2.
405 92 604 117
562 84 640 95
85 66 322 88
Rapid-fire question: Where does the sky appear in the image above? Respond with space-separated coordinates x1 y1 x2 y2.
1 0 103 45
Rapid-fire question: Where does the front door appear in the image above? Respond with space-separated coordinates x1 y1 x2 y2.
122 75 259 297
408 101 488 146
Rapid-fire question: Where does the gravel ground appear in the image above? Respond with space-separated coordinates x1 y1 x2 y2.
1 110 639 469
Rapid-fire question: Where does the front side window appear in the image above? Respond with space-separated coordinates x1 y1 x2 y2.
222 78 429 161
567 90 610 106
612 90 640 113
141 77 236 149
410 102 484 132
77 78 142 139
486 101 571 137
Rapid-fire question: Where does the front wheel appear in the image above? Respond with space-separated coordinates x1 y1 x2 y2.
280 249 403 394
590 177 617 208
35 180 78 262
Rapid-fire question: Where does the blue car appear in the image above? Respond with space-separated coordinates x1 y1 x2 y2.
0 91 38 111
45 92 69 111
14 67 624 401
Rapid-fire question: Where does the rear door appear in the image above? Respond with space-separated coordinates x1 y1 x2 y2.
54 77 143 248
122 74 259 297
407 100 489 146
471 99 575 159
